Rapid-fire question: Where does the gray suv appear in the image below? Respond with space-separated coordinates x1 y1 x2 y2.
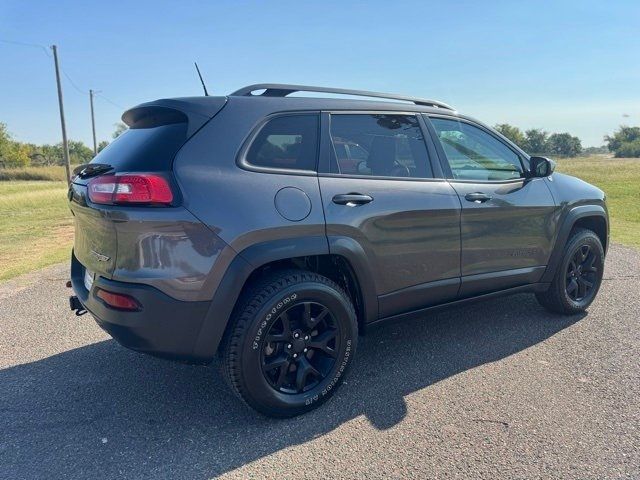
68 84 608 417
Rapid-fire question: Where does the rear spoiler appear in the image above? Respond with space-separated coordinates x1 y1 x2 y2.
122 96 228 137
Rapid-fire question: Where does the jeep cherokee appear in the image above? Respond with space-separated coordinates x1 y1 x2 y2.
68 84 608 417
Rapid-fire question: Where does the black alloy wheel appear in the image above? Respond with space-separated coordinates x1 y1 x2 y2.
261 301 340 394
221 269 357 417
565 244 598 301
535 228 604 315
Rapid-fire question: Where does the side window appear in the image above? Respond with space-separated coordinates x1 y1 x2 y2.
329 114 433 179
246 114 318 171
430 118 523 181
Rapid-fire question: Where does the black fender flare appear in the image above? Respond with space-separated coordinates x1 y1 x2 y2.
540 204 608 283
327 235 379 325
191 235 378 361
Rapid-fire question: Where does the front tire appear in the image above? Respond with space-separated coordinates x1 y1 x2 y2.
221 269 357 417
536 228 604 315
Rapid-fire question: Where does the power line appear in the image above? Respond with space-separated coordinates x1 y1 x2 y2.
1 38 87 94
1 38 123 108
0 38 51 57
61 67 87 95
95 92 125 110
2 38 127 156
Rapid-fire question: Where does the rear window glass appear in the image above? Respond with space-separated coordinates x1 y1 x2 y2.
245 114 319 171
329 114 433 178
92 123 188 171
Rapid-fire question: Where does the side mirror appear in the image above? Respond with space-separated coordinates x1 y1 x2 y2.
529 156 556 178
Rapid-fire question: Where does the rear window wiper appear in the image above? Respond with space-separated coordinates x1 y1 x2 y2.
73 163 114 179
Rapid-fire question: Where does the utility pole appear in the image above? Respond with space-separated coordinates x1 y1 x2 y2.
51 45 71 186
89 89 98 155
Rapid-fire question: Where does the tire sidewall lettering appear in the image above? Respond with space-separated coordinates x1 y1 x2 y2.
252 293 297 350
240 281 357 414
305 338 353 406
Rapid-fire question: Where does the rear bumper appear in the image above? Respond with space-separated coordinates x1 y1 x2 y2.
71 252 211 363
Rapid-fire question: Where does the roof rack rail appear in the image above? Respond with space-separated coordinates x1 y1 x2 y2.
230 84 455 111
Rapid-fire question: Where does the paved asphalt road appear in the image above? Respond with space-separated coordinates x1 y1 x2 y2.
1 245 638 479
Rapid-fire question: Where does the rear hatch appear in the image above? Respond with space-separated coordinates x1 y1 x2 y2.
69 97 227 278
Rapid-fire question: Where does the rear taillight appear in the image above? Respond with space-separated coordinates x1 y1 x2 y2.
88 174 173 205
95 288 141 311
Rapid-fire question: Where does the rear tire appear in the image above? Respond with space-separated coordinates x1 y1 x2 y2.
221 269 357 418
535 228 604 315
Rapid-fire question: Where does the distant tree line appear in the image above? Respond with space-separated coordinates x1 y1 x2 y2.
494 123 640 158
493 124 583 157
0 122 127 168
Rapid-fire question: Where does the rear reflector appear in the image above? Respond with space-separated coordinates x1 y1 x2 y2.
88 174 173 205
95 288 141 311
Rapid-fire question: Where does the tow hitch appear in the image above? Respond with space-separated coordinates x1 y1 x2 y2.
69 295 87 316
67 279 87 316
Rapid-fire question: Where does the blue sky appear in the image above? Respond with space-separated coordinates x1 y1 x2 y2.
1 0 638 147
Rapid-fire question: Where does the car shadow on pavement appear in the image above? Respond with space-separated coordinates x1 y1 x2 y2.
1 293 582 479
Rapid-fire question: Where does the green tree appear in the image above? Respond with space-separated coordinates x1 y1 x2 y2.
524 129 548 155
68 140 94 164
547 132 582 157
0 123 32 167
605 126 640 157
30 141 93 165
112 122 128 139
2 142 31 167
494 123 526 149
32 144 63 166
0 124 10 167
97 140 109 152
0 123 12 156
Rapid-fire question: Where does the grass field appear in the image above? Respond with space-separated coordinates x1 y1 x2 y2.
0 181 73 280
0 158 638 280
555 157 640 248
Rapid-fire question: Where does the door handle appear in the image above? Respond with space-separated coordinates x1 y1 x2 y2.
332 193 373 206
465 192 492 203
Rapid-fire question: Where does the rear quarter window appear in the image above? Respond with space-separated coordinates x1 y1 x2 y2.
245 114 319 171
92 123 188 171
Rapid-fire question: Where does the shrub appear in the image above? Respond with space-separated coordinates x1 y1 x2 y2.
605 126 640 158
614 138 640 158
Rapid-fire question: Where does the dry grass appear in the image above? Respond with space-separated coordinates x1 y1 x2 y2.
0 166 69 182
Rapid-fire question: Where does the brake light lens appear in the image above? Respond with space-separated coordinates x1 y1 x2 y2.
88 174 173 205
95 288 141 311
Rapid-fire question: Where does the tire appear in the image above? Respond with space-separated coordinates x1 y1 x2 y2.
220 269 358 418
536 228 605 315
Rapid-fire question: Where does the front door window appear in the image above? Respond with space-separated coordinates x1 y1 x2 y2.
430 118 523 181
